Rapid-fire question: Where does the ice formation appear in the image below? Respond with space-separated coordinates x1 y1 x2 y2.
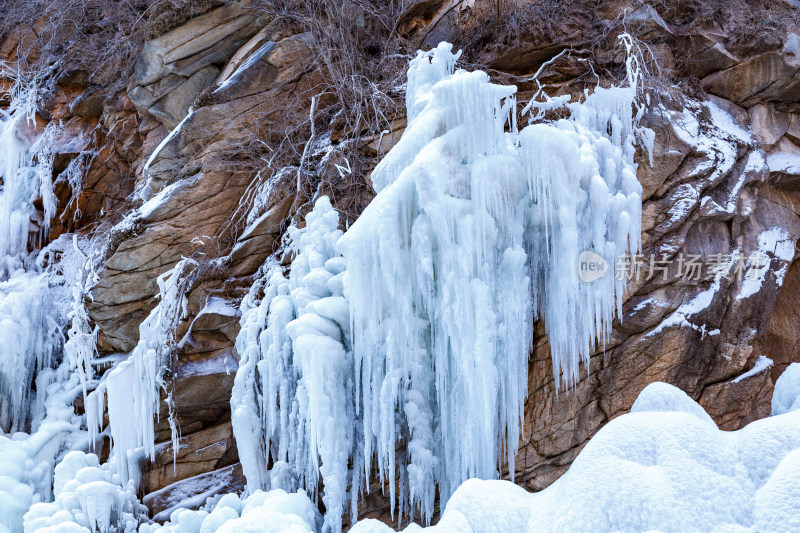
230 38 647 530
13 31 800 533
231 196 352 532
338 38 644 518
0 371 83 532
139 489 320 533
0 77 63 433
0 69 132 533
23 451 145 533
351 374 800 533
105 258 196 483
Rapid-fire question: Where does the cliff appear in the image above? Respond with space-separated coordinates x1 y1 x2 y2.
1 0 799 526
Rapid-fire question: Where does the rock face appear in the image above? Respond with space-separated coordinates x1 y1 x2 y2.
129 1 269 128
4 0 800 526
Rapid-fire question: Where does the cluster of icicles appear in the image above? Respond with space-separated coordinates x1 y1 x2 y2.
0 36 650 533
0 69 146 532
231 37 650 532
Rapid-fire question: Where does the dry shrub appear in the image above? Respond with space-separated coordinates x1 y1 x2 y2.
0 0 158 89
217 0 412 231
145 0 226 39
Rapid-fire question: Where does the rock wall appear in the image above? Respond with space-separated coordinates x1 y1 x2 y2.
3 0 800 525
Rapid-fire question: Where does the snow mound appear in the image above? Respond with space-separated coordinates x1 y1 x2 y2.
23 451 144 533
772 363 800 416
630 382 715 425
139 489 320 533
351 377 800 533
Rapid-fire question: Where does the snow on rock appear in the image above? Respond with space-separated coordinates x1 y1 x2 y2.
731 356 773 384
737 227 795 301
647 251 735 338
139 489 320 533
351 375 800 533
772 363 800 416
767 151 800 175
143 464 244 522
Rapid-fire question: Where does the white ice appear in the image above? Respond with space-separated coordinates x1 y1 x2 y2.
337 37 645 522
106 259 195 484
231 197 352 533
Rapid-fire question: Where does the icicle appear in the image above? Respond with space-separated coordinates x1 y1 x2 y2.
233 37 648 530
63 235 99 401
106 258 196 483
0 75 68 433
339 55 530 516
232 197 353 533
339 36 646 519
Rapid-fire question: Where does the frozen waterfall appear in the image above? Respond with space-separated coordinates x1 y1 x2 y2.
232 197 352 533
232 38 647 531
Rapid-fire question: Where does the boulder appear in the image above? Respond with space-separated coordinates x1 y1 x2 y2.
130 2 269 127
702 33 800 106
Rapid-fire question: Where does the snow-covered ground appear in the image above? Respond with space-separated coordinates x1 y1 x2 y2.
350 372 800 533
139 367 800 533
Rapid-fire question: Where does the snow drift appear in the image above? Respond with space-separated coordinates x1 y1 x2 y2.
351 373 800 533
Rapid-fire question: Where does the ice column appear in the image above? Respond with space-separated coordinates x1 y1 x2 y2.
232 197 352 533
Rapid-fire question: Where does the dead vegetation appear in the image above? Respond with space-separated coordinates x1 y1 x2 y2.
0 0 156 90
212 0 414 233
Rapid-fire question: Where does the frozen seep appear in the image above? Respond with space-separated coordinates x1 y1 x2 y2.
231 197 351 533
0 78 64 433
105 258 196 484
232 38 649 530
0 70 134 533
339 37 646 520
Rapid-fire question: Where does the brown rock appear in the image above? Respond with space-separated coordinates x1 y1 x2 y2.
702 33 800 106
144 420 237 493
688 37 741 79
785 113 800 146
131 1 268 127
143 463 245 520
155 349 238 437
699 360 773 430
749 103 790 150
756 260 800 381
